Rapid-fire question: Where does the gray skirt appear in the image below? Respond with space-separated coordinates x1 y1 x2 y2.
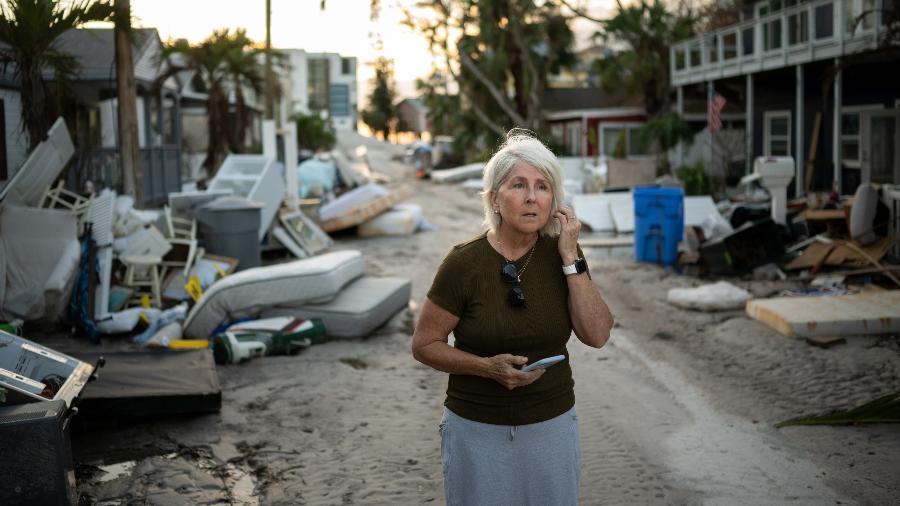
440 406 581 506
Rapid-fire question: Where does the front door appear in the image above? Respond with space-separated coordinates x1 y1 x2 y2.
861 109 900 185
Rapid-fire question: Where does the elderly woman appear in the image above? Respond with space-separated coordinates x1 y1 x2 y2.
411 131 614 505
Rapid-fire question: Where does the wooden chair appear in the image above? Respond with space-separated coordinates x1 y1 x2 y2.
160 205 200 280
40 181 94 233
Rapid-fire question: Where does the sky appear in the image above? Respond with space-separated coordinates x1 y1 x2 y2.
128 0 615 102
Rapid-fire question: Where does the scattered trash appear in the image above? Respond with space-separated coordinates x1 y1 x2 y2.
212 317 327 364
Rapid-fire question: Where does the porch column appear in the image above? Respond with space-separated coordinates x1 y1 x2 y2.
707 81 714 173
746 73 754 174
832 61 842 190
795 64 805 197
581 115 588 159
677 85 684 167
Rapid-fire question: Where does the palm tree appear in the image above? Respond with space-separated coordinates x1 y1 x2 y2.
163 29 272 178
0 0 114 149
162 30 233 178
222 29 264 153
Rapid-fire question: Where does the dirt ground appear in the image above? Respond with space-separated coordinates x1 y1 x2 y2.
62 133 900 505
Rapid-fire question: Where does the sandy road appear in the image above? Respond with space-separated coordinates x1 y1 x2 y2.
71 135 899 505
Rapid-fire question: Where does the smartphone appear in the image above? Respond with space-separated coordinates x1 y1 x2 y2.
521 355 566 372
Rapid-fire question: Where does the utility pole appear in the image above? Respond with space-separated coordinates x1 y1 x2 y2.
115 0 142 205
265 0 275 120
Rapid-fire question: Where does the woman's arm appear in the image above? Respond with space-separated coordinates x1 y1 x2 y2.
556 206 614 348
411 298 545 390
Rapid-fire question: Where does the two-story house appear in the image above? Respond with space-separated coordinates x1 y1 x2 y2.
671 0 899 195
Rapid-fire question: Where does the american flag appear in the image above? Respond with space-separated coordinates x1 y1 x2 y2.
708 93 727 133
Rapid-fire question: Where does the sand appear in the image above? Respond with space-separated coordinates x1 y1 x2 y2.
67 133 900 505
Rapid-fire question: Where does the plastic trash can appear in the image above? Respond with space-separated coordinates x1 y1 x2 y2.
196 196 263 270
633 186 684 265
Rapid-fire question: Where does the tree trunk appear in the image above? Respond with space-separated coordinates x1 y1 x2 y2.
204 85 229 178
18 60 55 150
115 0 142 206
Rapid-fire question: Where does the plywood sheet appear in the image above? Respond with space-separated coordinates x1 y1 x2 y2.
746 290 900 337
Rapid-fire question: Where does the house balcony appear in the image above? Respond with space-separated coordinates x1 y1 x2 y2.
671 0 895 87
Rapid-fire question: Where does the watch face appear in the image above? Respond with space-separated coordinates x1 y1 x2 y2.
575 258 587 273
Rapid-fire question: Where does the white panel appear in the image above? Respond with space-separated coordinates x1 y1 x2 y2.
0 117 74 206
88 192 115 319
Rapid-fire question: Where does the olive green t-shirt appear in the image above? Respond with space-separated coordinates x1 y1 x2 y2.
427 233 587 426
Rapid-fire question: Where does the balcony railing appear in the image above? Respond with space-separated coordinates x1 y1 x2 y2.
671 0 893 86
69 146 182 207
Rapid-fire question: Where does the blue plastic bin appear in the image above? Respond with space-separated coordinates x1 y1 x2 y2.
633 186 684 265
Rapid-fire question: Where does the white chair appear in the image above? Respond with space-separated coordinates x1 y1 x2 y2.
160 205 200 280
120 254 163 308
40 180 94 233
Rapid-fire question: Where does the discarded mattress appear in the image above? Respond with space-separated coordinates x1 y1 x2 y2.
358 203 423 237
73 349 221 418
260 276 411 338
182 250 364 339
746 290 900 338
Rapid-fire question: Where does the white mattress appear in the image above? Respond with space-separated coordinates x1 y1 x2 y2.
260 276 411 339
183 250 364 339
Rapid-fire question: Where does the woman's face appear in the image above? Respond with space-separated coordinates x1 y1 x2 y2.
492 162 554 236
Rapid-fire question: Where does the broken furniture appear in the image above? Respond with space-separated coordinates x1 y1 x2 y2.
182 250 365 339
0 206 80 321
40 180 94 232
120 254 163 308
160 205 200 278
260 276 412 338
633 186 684 265
88 191 115 320
0 331 94 407
277 209 333 256
196 196 263 271
318 184 413 233
0 400 78 506
206 154 282 241
0 117 74 207
699 217 785 275
746 290 900 338
72 349 221 418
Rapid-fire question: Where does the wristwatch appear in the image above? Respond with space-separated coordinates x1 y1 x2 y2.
562 258 587 276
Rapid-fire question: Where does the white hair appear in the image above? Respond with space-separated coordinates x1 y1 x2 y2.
482 131 565 236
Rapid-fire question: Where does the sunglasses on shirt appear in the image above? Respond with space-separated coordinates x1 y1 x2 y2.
501 260 527 308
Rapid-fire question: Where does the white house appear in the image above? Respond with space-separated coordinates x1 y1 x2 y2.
283 49 358 131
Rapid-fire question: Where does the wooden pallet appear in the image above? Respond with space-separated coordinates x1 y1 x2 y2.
319 185 413 233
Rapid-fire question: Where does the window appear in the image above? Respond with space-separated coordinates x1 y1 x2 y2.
764 111 791 156
341 57 354 75
601 124 649 158
841 105 884 168
846 0 875 34
566 123 581 156
329 84 350 117
307 59 330 111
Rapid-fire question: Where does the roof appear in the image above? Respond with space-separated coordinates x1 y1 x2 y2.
49 28 160 83
543 87 644 112
396 98 426 110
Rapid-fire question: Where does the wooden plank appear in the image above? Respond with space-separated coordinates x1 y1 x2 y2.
746 290 900 338
580 236 635 247
319 185 412 233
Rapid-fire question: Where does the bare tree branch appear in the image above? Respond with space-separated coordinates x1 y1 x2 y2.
556 0 605 23
508 0 542 128
457 50 527 126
